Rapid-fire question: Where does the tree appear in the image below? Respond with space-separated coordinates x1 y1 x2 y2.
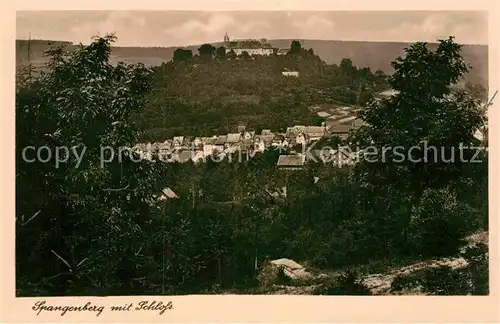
289 40 302 55
16 35 163 295
407 187 472 256
216 46 227 60
240 51 251 60
173 48 193 63
339 58 356 75
353 36 486 251
227 49 237 60
465 82 488 102
198 44 216 58
313 272 372 295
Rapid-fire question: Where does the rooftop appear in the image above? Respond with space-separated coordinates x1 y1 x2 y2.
261 129 272 135
327 124 351 134
378 89 399 97
277 154 306 167
226 133 241 143
227 39 273 49
317 111 331 118
159 187 179 200
215 135 227 145
173 136 184 145
305 126 325 134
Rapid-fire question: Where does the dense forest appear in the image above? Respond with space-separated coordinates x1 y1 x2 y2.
15 35 488 296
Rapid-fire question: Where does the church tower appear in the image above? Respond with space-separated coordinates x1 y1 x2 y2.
224 33 230 46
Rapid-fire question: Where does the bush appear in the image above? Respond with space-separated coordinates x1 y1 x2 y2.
420 266 469 295
390 274 421 292
275 265 292 285
407 188 471 257
313 272 372 295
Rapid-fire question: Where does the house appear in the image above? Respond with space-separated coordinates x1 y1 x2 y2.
253 135 266 153
193 137 204 148
158 141 173 159
172 136 184 149
327 124 351 140
286 125 307 137
261 129 272 136
272 134 288 147
191 150 205 163
202 136 217 156
243 131 255 140
134 143 146 151
182 137 192 149
225 133 241 152
260 134 275 148
305 126 326 141
203 144 215 157
282 70 299 77
317 111 331 118
309 148 355 166
294 133 307 146
159 187 179 200
171 150 194 163
330 149 356 166
215 135 227 146
276 154 306 169
226 133 241 145
224 33 274 56
239 139 254 153
350 118 367 131
214 135 227 152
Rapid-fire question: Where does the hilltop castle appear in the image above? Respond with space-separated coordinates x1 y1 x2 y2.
224 33 280 56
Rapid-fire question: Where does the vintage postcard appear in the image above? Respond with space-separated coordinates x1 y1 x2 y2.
1 0 499 322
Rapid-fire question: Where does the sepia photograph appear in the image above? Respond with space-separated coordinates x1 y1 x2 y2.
14 8 491 301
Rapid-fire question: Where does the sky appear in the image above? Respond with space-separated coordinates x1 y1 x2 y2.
16 11 488 47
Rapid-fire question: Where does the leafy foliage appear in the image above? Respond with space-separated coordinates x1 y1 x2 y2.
173 48 193 63
16 36 488 296
313 272 372 295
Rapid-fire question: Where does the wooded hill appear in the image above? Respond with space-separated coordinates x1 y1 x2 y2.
16 38 488 88
133 47 389 141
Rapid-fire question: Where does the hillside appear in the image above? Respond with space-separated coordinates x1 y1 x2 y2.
133 50 390 141
16 39 488 87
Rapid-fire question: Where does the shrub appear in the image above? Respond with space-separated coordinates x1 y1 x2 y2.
390 273 421 292
313 271 372 295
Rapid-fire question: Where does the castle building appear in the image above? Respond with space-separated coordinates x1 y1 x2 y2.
224 33 274 56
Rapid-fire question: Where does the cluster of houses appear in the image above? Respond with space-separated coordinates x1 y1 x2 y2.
133 120 364 167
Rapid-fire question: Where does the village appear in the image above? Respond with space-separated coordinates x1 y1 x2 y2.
133 115 365 168
132 89 401 168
